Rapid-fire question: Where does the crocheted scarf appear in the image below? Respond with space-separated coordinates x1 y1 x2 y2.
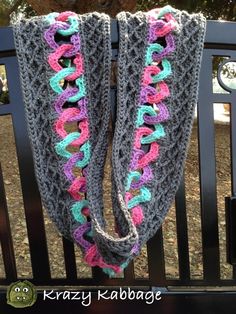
13 6 206 276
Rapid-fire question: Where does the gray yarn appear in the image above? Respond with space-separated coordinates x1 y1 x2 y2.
12 7 206 270
142 10 206 242
13 16 70 239
88 9 206 267
87 11 149 265
116 9 206 265
12 13 112 244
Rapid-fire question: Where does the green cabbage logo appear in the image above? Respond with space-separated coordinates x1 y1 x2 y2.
6 280 37 308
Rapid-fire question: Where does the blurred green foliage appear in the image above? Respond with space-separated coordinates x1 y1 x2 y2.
0 0 36 26
0 0 235 26
0 91 9 104
137 0 236 21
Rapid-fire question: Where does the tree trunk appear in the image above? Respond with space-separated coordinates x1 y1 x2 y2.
26 0 137 17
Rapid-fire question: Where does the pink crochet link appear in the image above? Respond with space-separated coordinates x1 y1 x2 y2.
124 8 177 234
141 82 170 104
55 118 89 146
134 127 153 149
142 66 161 85
45 11 122 273
48 48 84 80
56 11 77 21
136 142 160 169
85 245 122 273
68 177 86 200
125 193 144 226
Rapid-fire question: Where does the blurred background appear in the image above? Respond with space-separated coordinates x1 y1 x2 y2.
0 0 235 26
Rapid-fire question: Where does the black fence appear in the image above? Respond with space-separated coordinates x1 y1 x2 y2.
0 20 236 313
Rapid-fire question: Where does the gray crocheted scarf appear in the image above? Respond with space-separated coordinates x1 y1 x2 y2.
12 6 206 275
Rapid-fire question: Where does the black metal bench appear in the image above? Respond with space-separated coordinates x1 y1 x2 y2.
1 20 236 313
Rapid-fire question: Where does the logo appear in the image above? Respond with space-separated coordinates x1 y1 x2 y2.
6 280 37 308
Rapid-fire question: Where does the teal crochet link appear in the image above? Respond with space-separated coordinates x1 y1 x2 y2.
124 6 175 238
136 106 157 127
50 70 86 102
125 171 142 191
57 16 79 36
70 201 88 224
55 135 91 168
55 132 80 159
68 76 86 102
151 59 172 83
145 43 164 66
103 261 130 278
50 67 75 94
73 141 91 168
141 124 165 144
127 187 151 209
156 5 176 19
45 12 59 24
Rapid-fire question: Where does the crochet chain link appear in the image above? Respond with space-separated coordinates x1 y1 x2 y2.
44 11 122 273
43 7 178 274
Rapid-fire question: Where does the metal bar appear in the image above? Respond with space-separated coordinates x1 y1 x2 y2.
2 276 236 287
212 95 233 103
204 21 236 46
0 162 17 282
228 91 236 279
147 229 166 286
229 92 236 196
1 56 51 282
110 87 117 125
175 175 191 282
0 20 236 52
111 19 119 46
0 27 16 52
225 197 236 266
0 105 12 115
91 267 108 283
124 261 135 283
0 104 12 116
198 49 220 282
62 238 77 280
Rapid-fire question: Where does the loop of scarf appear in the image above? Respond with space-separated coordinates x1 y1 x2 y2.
12 5 206 276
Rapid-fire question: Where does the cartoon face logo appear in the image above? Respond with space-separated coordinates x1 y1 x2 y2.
7 280 37 308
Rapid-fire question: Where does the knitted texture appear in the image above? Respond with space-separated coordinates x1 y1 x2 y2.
13 11 122 272
109 7 206 272
43 11 122 272
12 5 206 275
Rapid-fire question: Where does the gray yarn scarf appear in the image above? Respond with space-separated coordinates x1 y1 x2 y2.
12 6 206 274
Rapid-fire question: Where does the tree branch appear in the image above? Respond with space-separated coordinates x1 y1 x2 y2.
26 0 136 17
